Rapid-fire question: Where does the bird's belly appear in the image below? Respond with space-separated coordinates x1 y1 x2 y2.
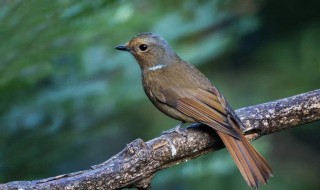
142 71 196 123
148 92 195 123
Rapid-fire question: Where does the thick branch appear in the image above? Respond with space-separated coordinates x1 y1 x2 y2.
1 90 319 190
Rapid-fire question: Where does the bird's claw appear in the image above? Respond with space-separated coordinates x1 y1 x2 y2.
185 123 201 129
162 122 187 137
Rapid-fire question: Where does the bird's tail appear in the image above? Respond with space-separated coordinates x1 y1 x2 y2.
216 121 273 189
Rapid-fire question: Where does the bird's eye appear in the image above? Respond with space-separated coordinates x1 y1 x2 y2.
138 44 148 51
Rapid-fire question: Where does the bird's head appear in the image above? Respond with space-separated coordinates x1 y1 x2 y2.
116 32 179 70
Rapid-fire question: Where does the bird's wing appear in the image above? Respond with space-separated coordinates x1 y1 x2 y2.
151 87 240 139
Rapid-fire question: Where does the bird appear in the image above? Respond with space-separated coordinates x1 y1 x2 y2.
115 32 272 188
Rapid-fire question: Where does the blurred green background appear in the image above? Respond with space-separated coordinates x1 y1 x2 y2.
0 0 320 189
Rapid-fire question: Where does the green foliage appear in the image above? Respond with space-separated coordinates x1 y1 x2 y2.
0 0 319 189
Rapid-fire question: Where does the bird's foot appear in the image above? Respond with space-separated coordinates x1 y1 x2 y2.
185 123 202 129
161 122 187 137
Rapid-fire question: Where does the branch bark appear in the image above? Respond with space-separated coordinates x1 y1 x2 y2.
1 90 320 190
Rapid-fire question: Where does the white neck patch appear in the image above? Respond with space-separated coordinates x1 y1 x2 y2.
147 64 166 71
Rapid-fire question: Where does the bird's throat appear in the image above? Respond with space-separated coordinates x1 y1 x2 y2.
147 64 167 71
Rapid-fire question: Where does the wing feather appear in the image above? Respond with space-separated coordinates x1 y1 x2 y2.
175 94 240 138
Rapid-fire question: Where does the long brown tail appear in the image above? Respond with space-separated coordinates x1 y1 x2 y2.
217 125 272 188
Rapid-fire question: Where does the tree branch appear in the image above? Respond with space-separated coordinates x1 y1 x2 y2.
1 90 320 190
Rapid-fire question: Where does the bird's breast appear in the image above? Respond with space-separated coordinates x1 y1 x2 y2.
141 69 196 123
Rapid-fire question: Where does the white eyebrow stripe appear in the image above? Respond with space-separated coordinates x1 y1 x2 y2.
148 64 166 71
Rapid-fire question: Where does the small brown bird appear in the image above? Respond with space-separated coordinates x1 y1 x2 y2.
116 32 272 188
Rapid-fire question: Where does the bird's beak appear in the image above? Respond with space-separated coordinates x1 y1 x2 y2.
115 44 130 51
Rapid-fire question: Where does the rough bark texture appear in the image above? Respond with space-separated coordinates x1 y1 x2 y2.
1 89 319 190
